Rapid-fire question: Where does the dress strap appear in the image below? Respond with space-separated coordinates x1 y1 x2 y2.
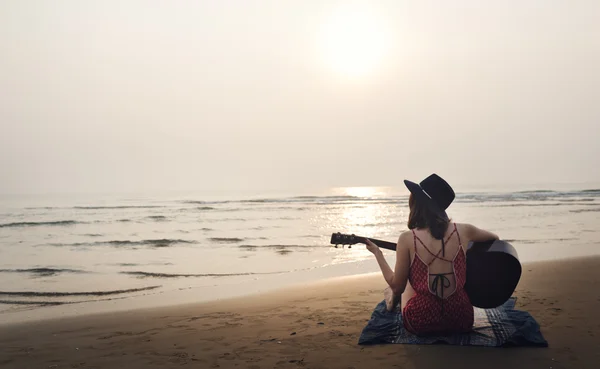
454 223 462 246
414 234 453 263
444 228 457 245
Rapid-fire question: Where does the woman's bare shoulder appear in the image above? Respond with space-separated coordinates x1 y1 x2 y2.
454 222 474 233
397 230 413 249
454 222 499 241
398 230 413 241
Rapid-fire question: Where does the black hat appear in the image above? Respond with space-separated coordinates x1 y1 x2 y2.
404 174 455 219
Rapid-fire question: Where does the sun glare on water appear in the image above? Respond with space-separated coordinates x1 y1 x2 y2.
319 3 390 78
344 187 378 198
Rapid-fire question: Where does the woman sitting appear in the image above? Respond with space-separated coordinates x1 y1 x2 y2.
366 174 499 336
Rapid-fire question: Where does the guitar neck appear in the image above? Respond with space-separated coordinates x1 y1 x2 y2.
353 236 397 251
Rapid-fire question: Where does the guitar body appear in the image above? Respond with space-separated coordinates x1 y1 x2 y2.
330 233 521 309
465 239 522 309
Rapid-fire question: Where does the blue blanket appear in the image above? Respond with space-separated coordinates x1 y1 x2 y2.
358 298 548 347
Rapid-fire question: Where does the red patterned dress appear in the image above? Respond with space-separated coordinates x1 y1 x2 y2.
402 223 474 335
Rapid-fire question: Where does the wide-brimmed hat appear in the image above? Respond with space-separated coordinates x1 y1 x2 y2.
404 174 455 219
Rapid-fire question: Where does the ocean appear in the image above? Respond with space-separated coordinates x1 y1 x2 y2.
1 185 599 322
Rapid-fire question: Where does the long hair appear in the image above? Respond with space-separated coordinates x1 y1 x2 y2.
407 194 450 240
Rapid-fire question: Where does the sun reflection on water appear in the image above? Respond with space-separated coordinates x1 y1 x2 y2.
311 186 407 265
337 186 395 198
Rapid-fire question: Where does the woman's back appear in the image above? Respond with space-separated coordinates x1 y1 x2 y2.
402 223 474 335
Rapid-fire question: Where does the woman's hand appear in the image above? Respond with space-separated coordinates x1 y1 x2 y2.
365 239 381 255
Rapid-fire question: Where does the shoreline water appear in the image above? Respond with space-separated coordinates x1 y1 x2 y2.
2 186 599 324
3 246 599 326
1 255 599 369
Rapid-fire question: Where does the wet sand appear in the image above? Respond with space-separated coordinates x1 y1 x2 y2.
1 257 599 369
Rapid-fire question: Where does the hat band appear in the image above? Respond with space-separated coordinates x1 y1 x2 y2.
422 189 433 200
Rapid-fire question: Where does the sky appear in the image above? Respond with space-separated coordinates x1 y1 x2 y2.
1 1 599 195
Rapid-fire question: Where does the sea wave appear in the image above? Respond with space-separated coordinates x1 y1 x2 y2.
203 218 248 222
485 203 571 208
514 190 555 194
100 239 194 248
458 190 600 203
238 244 315 249
121 271 280 278
113 262 174 267
74 206 163 209
180 195 403 206
502 239 542 244
50 239 195 248
0 220 79 228
209 206 312 212
0 300 66 306
0 286 161 297
238 244 312 255
208 237 244 243
245 226 282 231
189 189 600 207
0 268 86 277
360 221 401 227
239 196 362 203
181 200 230 205
556 198 596 202
485 201 599 208
570 208 600 213
291 195 357 200
147 215 168 221
503 238 576 244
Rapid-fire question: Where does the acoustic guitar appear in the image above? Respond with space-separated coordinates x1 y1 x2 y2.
330 232 521 309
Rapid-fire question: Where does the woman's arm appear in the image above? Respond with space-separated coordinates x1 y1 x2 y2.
366 232 411 296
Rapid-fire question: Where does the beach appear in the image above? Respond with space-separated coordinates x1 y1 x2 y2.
2 188 599 367
1 255 599 369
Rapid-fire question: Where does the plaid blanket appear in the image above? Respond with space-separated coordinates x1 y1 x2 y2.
358 298 548 347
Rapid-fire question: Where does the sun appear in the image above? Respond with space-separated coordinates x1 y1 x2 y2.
319 4 390 78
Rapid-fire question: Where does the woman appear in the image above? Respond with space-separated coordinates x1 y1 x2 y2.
366 174 499 336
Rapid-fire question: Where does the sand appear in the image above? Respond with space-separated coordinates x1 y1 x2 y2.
1 256 599 369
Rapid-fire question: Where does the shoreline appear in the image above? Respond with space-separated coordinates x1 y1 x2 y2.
0 254 590 324
2 256 600 368
3 249 600 326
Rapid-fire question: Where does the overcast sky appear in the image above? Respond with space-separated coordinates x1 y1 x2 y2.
1 1 599 195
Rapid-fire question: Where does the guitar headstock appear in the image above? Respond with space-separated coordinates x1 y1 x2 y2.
330 232 358 248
